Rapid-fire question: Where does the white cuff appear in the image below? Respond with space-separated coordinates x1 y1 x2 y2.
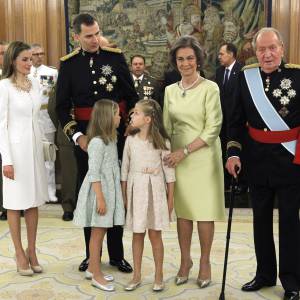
73 132 83 145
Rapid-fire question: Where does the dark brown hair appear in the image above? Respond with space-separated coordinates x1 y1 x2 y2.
2 41 31 79
73 13 97 34
169 35 204 71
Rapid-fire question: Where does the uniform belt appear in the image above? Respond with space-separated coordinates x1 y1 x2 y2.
248 125 300 164
74 100 127 121
40 104 48 110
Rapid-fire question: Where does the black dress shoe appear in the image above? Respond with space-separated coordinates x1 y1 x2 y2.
0 211 7 221
62 212 73 221
110 259 133 273
78 258 89 272
241 278 275 292
284 291 299 300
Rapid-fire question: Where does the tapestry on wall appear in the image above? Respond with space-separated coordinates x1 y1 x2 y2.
66 0 270 80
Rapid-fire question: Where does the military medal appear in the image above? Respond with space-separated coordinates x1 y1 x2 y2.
89 57 94 68
271 78 296 117
265 76 270 92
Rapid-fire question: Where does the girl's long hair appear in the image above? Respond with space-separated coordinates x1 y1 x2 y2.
132 99 169 150
86 99 118 145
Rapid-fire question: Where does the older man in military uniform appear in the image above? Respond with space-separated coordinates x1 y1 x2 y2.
56 13 138 273
226 28 300 300
30 43 58 202
130 54 160 102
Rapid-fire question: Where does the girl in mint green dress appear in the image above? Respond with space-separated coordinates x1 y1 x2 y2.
73 100 125 292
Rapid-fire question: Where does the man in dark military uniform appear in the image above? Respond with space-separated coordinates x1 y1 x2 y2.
56 13 138 273
226 28 300 300
130 54 160 102
48 85 77 221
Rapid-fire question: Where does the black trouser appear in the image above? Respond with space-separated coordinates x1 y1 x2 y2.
74 146 124 261
249 183 300 291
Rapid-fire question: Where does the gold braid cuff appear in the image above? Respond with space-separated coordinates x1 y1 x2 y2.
63 120 77 137
227 140 242 150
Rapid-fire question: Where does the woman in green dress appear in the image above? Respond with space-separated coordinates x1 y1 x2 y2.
163 35 225 288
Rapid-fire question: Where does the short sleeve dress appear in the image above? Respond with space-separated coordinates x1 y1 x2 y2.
73 137 125 228
121 135 175 233
163 79 225 221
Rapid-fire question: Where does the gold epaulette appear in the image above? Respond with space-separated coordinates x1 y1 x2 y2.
63 120 77 138
227 141 242 150
101 46 122 54
285 63 300 69
60 48 80 61
242 63 260 71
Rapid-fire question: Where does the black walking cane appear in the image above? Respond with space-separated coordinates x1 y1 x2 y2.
219 166 239 300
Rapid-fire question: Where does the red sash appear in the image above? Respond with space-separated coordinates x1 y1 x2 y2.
248 125 300 165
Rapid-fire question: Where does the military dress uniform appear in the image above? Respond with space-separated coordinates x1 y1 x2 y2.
30 64 58 202
227 63 300 296
132 73 161 103
47 85 77 220
56 46 138 270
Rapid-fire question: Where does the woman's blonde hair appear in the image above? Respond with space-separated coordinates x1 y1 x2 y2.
132 99 169 150
86 99 119 145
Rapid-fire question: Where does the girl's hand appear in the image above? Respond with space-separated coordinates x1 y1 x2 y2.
3 165 14 180
97 198 107 215
163 149 185 168
168 200 174 219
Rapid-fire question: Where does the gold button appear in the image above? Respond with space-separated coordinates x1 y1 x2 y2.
264 128 268 131
93 81 96 84
94 91 98 95
92 70 95 74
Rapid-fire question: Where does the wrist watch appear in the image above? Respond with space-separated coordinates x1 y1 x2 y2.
183 145 190 156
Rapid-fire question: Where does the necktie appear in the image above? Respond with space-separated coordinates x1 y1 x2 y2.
135 79 141 88
223 68 229 87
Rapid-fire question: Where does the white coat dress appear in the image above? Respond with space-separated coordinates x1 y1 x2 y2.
0 78 48 210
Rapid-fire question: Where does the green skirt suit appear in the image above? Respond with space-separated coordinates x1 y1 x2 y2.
163 78 225 221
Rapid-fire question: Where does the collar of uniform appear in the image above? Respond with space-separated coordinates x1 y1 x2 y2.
80 48 100 57
260 61 285 77
132 74 144 81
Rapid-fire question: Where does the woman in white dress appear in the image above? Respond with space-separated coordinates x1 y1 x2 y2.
0 41 48 275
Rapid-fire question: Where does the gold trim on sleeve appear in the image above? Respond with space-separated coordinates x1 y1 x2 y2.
63 120 77 137
227 140 242 150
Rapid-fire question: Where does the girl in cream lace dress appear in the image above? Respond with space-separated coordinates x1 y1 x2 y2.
121 99 175 291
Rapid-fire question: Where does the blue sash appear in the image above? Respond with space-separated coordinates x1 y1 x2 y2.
244 67 296 155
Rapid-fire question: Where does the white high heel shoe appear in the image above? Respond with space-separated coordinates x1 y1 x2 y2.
85 270 114 282
91 278 115 291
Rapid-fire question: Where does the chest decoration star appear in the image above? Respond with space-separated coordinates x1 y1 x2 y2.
101 65 113 76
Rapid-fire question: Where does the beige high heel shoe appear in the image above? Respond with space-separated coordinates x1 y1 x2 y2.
14 255 33 276
197 262 211 289
26 249 43 273
175 260 193 285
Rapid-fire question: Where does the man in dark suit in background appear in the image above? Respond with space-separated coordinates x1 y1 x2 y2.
215 43 243 191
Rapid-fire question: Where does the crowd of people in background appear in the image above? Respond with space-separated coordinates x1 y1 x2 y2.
0 12 299 300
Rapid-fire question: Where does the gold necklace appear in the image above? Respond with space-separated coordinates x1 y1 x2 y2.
13 76 32 92
179 74 200 97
